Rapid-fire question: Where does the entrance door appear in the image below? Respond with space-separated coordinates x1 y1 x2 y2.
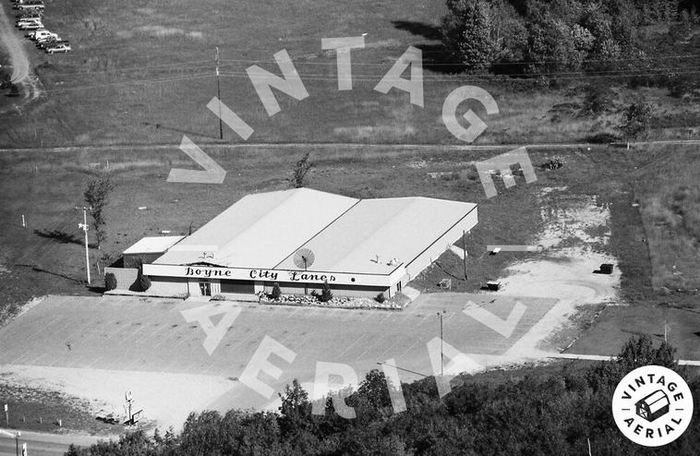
198 281 212 296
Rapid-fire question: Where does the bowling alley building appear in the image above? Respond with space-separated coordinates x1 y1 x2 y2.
115 188 478 299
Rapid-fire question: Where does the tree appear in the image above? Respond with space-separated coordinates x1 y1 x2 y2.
104 272 117 291
442 0 496 72
319 280 333 302
83 171 115 249
291 152 313 188
271 282 282 299
278 379 314 436
620 97 654 144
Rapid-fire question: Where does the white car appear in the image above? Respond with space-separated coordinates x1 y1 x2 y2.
45 43 71 54
35 32 58 42
16 4 45 11
20 22 44 31
16 17 41 26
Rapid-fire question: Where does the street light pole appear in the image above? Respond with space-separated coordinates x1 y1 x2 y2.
437 311 445 376
78 206 91 285
215 47 223 140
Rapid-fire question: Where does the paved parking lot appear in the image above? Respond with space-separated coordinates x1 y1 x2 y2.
0 293 557 422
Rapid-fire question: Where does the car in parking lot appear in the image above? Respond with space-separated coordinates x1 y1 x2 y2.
19 22 44 30
45 42 71 54
34 31 58 42
28 29 55 41
25 29 47 39
16 16 41 25
15 3 45 11
37 38 65 50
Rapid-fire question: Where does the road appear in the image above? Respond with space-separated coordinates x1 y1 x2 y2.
0 139 697 155
0 1 40 100
0 430 106 456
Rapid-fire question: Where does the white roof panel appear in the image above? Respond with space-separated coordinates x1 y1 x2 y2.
123 236 184 254
154 188 358 268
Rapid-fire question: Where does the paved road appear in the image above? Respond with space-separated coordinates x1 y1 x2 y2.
0 139 698 155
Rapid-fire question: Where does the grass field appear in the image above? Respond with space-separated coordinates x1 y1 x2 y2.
0 378 125 435
0 0 698 147
1 144 697 315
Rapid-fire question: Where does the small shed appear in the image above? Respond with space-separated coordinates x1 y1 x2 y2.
635 389 669 422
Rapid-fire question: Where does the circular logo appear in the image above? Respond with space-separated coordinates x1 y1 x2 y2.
612 365 694 447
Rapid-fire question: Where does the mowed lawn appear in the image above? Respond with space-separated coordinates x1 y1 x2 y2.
0 0 697 147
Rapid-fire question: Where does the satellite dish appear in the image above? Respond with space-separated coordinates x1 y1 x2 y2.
125 390 133 402
293 248 315 270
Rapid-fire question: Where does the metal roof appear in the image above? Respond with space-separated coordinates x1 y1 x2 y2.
122 236 184 254
150 188 477 274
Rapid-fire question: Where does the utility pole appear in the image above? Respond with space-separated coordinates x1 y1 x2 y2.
437 311 445 376
77 207 91 285
462 230 468 280
215 47 223 140
0 429 21 456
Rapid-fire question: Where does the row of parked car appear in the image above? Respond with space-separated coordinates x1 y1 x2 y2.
13 0 71 54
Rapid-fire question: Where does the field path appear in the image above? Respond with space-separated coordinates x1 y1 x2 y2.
0 1 40 100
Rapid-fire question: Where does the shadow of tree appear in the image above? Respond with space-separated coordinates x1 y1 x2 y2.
34 229 82 245
391 20 465 74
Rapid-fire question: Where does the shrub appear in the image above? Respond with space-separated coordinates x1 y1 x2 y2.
375 293 386 303
138 273 151 292
271 282 281 300
319 281 333 302
580 84 614 117
104 272 117 291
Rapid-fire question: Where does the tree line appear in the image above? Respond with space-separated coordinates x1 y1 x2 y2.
65 335 699 455
441 0 697 77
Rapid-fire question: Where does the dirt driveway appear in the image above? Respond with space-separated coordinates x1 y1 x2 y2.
0 2 40 100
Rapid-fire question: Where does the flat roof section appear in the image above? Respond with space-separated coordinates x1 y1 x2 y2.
122 236 184 254
275 197 477 274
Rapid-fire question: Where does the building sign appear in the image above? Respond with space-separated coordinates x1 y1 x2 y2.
144 264 405 287
183 266 338 283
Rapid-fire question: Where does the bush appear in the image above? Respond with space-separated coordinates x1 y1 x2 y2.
319 281 333 302
375 293 386 303
271 282 282 300
104 272 117 291
138 273 151 292
580 84 614 117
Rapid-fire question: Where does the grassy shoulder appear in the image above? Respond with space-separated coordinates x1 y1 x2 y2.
0 377 126 435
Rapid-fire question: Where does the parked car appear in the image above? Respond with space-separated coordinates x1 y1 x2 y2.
25 29 47 39
45 42 71 54
16 19 42 28
16 11 43 19
19 22 44 30
16 4 45 11
37 38 66 49
28 29 54 41
16 16 41 24
35 32 59 43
